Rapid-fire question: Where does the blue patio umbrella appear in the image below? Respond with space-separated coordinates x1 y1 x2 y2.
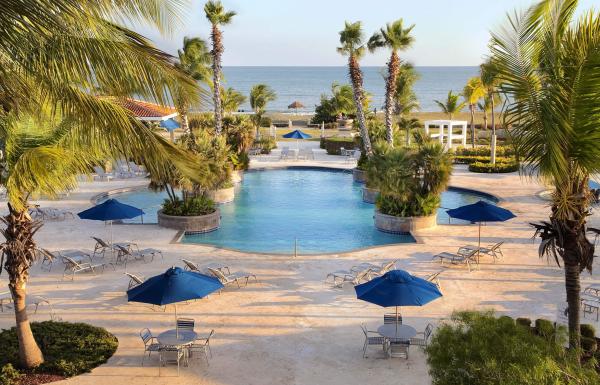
446 200 516 261
355 270 442 331
128 267 224 327
283 129 312 150
159 118 180 131
78 198 144 246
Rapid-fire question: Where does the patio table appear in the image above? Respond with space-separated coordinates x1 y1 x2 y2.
377 324 417 341
157 329 197 346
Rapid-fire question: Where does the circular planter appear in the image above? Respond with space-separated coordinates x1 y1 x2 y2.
337 118 354 131
362 187 380 204
374 210 437 234
353 168 367 183
158 209 220 233
232 170 244 184
208 186 235 203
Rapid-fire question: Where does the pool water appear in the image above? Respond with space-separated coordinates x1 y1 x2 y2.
101 168 497 254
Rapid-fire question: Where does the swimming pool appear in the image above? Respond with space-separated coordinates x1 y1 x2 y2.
99 168 497 254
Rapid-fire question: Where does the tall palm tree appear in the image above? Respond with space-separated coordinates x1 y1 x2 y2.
221 87 247 114
368 19 415 147
337 21 373 156
463 77 486 148
393 62 420 145
0 0 203 368
491 0 600 352
434 91 466 120
204 0 236 136
175 36 212 147
480 59 501 163
249 84 276 138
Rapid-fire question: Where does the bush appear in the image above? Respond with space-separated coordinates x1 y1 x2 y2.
162 195 216 216
453 155 516 165
582 337 598 354
320 137 358 155
0 321 118 378
426 311 599 385
0 364 22 385
254 137 276 154
581 324 596 339
498 315 515 326
534 318 556 340
469 161 519 173
453 145 516 157
516 317 532 328
260 116 272 127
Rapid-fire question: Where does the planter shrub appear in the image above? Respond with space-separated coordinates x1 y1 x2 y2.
582 337 598 354
254 137 276 154
469 161 519 173
534 318 555 340
319 137 358 155
516 317 532 328
162 195 216 217
581 324 596 339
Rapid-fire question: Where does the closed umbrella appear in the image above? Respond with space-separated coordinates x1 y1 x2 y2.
78 199 144 247
355 270 442 334
320 121 325 138
446 200 516 262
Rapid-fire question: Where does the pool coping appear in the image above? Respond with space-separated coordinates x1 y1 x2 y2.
89 165 506 256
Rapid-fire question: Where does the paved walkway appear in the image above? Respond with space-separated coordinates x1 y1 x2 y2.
0 160 599 385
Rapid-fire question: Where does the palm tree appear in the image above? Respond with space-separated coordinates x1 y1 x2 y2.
221 87 247 114
175 36 212 147
337 21 373 156
249 84 276 138
480 59 500 163
368 19 415 147
0 0 203 368
490 0 600 352
434 90 467 143
463 77 486 148
393 62 420 145
204 0 236 135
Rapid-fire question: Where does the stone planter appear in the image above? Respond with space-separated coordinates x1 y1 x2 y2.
337 118 353 131
374 210 437 234
362 187 380 204
353 168 366 183
158 209 220 233
208 186 235 203
232 170 244 184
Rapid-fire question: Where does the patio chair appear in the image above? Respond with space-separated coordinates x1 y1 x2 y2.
125 272 144 289
432 249 477 271
410 323 434 348
383 313 403 325
188 329 214 364
93 166 114 181
176 318 195 333
360 324 386 358
328 269 372 288
369 260 397 277
387 341 409 359
115 245 161 265
128 161 146 176
159 346 185 375
207 268 257 288
38 248 58 271
182 259 201 272
0 293 52 313
114 159 135 178
139 328 161 366
458 241 504 261
92 236 138 259
182 259 230 275
62 256 106 280
423 271 443 293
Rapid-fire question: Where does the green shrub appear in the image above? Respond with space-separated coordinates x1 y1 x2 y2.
162 195 216 216
498 315 515 326
453 145 515 157
581 324 596 339
426 311 599 385
0 364 22 385
259 116 272 127
469 161 519 173
319 137 358 155
582 336 598 354
254 137 276 154
0 321 118 378
453 155 516 165
516 317 532 328
534 318 556 340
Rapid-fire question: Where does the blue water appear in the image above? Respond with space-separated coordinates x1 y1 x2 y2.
101 169 497 254
220 66 479 113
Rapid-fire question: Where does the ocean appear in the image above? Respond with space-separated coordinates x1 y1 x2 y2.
221 66 479 113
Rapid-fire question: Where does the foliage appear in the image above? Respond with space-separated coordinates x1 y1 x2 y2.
260 116 272 127
516 317 532 328
0 364 22 385
367 120 403 146
490 0 600 350
249 84 276 136
426 311 599 385
434 90 466 120
368 132 453 217
221 87 247 114
162 195 216 216
581 324 596 339
394 62 420 117
453 146 515 157
320 137 359 155
469 161 519 173
454 155 515 165
311 83 363 124
534 318 556 340
254 137 277 154
189 113 255 155
0 322 118 377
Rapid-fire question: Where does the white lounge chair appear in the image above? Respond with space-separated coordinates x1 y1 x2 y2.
125 272 145 289
62 256 106 280
432 249 477 271
92 237 138 259
115 245 161 266
182 259 230 275
458 241 504 261
327 269 372 288
93 166 114 181
207 268 257 288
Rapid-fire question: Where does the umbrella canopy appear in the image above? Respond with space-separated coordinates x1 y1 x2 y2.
127 267 223 306
78 199 144 221
159 118 180 131
446 200 515 223
355 270 442 307
282 129 312 139
287 101 305 109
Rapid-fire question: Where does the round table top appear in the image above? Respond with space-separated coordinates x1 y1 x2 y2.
377 324 417 340
157 329 197 346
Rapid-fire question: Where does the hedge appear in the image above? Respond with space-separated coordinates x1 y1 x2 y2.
453 155 516 165
469 161 519 173
320 137 358 155
453 145 516 157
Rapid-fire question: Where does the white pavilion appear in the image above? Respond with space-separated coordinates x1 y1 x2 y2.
424 120 468 149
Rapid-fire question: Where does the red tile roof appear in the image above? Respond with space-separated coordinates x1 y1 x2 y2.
103 97 177 119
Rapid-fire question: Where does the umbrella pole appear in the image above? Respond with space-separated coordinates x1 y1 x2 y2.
478 222 481 265
395 306 399 335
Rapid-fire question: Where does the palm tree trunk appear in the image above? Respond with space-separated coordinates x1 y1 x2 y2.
564 263 581 351
384 51 399 147
2 204 44 368
469 104 476 148
210 24 224 135
490 92 496 164
348 55 372 156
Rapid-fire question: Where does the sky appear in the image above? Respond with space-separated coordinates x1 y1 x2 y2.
135 0 598 66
